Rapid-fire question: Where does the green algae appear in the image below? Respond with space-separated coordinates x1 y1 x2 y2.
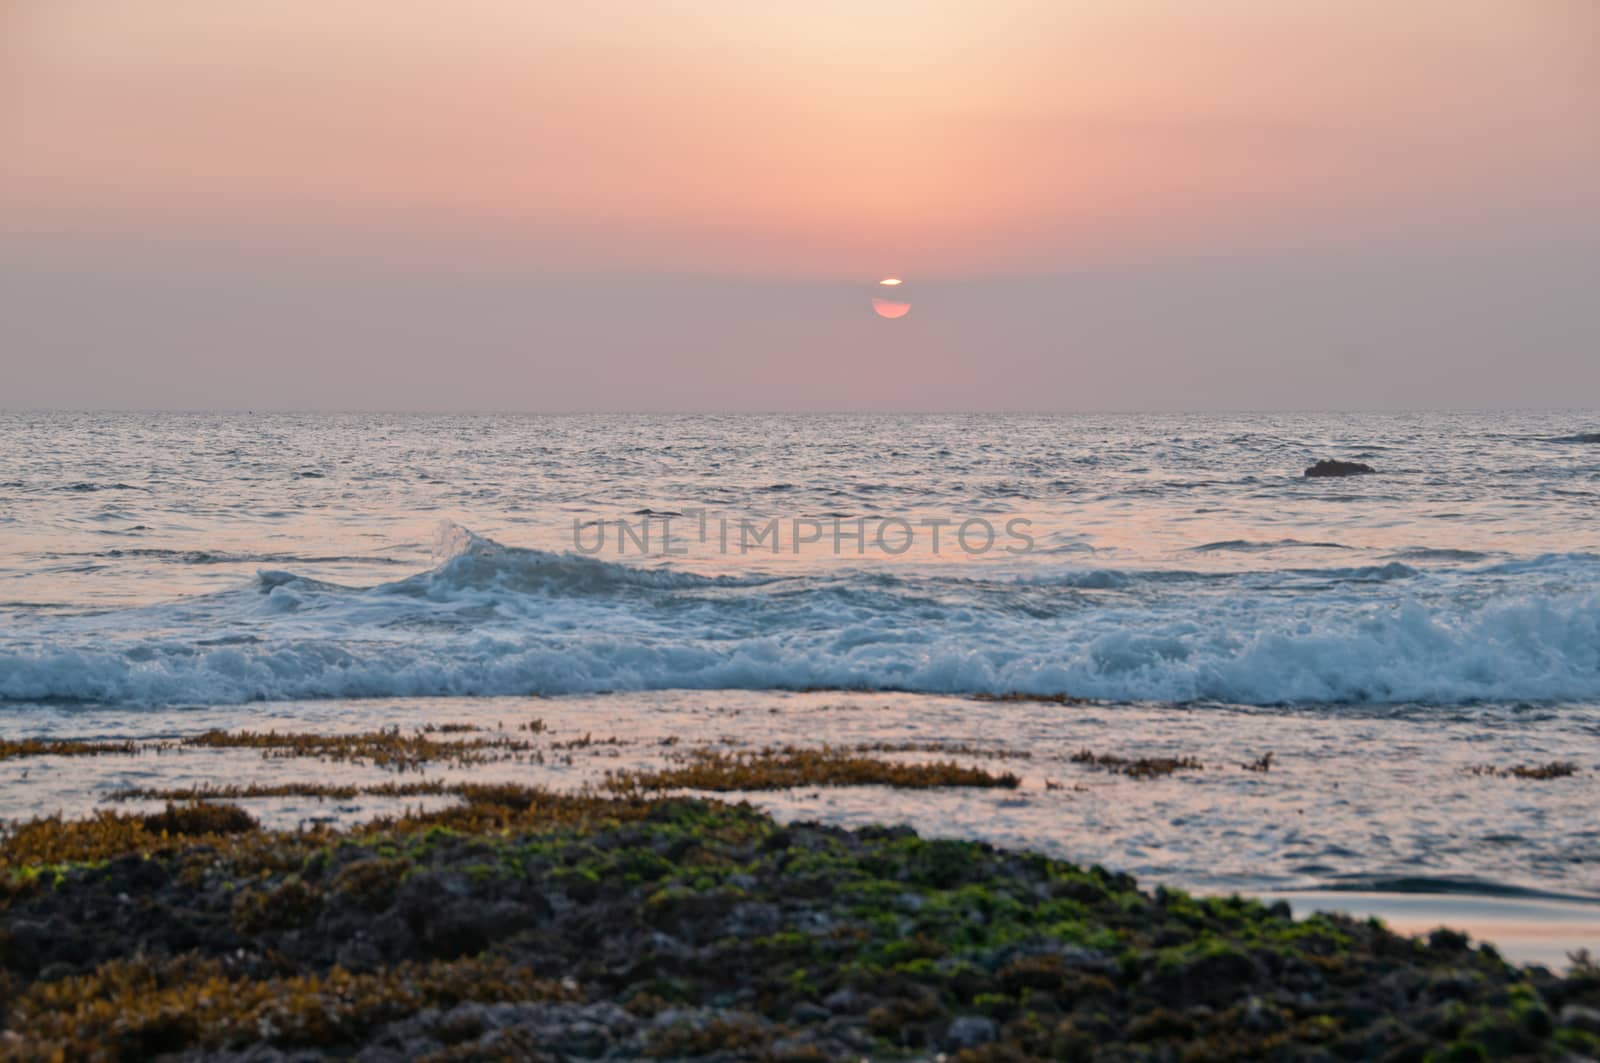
2 786 1594 1061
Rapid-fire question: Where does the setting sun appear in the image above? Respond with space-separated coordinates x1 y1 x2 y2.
2 3 1598 1052
873 276 910 318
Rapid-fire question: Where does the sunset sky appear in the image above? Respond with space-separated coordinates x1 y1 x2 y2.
3 1 1597 409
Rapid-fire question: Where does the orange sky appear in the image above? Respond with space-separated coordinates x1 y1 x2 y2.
2 2 1598 411
4 0 1597 275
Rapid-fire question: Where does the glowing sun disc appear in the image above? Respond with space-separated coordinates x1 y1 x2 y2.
872 298 911 319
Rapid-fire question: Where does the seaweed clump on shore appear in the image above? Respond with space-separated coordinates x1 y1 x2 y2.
1467 762 1581 781
1 802 270 871
179 727 539 771
605 746 1021 792
0 726 545 771
3 788 1599 1060
971 691 1091 706
0 738 140 761
1070 749 1204 779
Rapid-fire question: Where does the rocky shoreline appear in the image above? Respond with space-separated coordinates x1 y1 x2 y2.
3 791 1600 1061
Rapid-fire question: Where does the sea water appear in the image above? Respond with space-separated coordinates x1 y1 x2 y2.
2 411 1598 929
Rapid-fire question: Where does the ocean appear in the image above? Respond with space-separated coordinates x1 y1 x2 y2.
3 410 1599 937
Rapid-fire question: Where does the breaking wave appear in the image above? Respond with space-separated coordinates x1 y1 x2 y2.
2 525 1599 708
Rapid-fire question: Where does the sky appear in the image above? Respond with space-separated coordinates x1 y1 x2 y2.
1 0 1597 411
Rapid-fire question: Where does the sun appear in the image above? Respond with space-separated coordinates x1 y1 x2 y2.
872 277 910 319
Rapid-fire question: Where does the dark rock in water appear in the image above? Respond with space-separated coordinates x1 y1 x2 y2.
1553 433 1600 444
1305 459 1376 478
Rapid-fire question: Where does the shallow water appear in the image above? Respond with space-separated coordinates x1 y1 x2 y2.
3 410 1599 929
7 691 1600 899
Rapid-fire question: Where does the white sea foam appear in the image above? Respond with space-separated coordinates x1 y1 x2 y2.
3 527 1598 707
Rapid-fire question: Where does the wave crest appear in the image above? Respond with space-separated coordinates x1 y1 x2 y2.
4 526 1599 708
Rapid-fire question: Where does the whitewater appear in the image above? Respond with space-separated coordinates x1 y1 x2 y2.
3 527 1600 707
7 410 1600 922
2 410 1598 709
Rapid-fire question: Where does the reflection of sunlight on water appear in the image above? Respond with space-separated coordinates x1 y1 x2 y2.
4 410 1598 608
6 410 1600 962
7 690 1600 909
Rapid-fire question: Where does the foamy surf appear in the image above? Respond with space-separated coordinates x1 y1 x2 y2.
2 523 1598 707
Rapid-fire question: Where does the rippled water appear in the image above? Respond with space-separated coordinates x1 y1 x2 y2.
2 410 1599 913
